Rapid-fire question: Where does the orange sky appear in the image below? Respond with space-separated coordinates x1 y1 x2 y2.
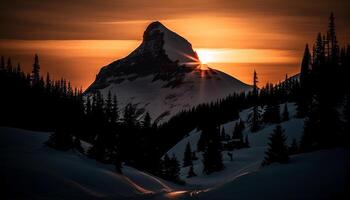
0 0 349 89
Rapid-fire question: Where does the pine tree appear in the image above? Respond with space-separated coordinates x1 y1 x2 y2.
202 125 224 174
262 124 289 166
263 102 280 124
313 33 325 75
105 91 113 122
0 56 5 70
192 151 198 160
232 121 243 144
328 12 339 64
249 105 261 132
161 154 182 183
300 44 311 87
86 97 92 115
142 112 151 129
6 57 12 73
161 154 171 178
183 142 193 167
253 70 258 97
244 135 250 148
16 63 21 74
87 135 106 161
289 138 298 155
187 164 197 178
250 70 261 132
111 94 119 123
46 130 74 151
45 72 51 90
73 137 84 154
169 154 181 182
343 96 350 147
220 127 227 141
123 103 137 128
282 103 289 121
32 54 40 84
300 117 316 152
197 125 210 152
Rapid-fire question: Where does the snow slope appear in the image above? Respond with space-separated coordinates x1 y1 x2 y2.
99 68 250 122
0 127 176 200
198 149 350 200
166 103 304 186
162 102 350 199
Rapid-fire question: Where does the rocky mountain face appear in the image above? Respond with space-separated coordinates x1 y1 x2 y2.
85 21 251 122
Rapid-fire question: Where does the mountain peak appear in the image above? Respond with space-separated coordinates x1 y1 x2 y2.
86 21 203 92
146 21 165 30
143 21 168 40
142 21 199 66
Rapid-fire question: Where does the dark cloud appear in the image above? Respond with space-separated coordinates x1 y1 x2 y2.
0 0 349 40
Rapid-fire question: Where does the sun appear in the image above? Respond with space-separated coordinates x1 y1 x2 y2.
196 49 215 64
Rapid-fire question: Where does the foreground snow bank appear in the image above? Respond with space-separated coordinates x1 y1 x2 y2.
0 127 174 200
199 148 350 200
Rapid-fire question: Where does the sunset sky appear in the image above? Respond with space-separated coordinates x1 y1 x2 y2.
0 0 349 89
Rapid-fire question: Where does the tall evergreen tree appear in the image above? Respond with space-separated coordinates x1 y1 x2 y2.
6 57 12 72
169 154 181 182
244 135 250 148
202 125 224 174
289 138 299 155
232 121 243 143
328 12 339 63
105 91 113 122
300 97 320 152
262 124 289 166
249 105 261 132
263 102 280 124
32 54 40 84
343 96 350 147
253 70 258 97
142 112 151 129
282 103 290 121
15 63 22 75
300 44 311 87
187 164 197 178
45 72 51 90
249 70 261 132
220 127 227 141
161 154 182 183
0 56 5 70
183 142 193 167
123 103 138 128
313 33 325 76
111 94 119 123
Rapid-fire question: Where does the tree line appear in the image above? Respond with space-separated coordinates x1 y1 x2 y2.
262 13 350 166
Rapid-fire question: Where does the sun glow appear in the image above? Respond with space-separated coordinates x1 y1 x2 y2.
196 50 216 64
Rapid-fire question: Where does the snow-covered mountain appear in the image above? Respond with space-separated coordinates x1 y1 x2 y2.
85 21 251 121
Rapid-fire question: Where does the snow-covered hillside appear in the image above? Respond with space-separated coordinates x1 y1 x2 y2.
1 101 349 200
166 103 313 186
197 148 350 200
161 102 350 199
0 127 178 200
85 21 251 121
95 69 250 122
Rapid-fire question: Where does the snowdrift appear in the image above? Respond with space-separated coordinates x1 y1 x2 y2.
0 127 174 200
